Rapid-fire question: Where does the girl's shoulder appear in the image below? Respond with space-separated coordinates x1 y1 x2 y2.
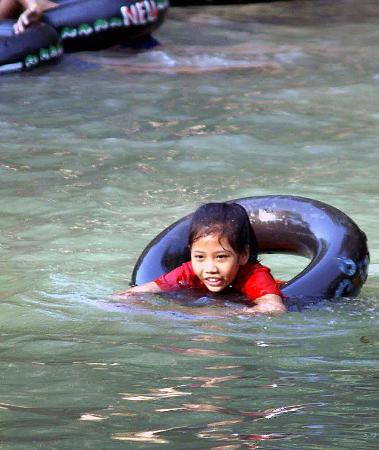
235 261 282 300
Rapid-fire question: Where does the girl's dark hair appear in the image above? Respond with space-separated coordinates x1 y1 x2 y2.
188 202 258 263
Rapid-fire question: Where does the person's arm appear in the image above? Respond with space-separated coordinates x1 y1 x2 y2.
0 0 20 18
114 263 192 300
113 281 163 299
237 263 287 315
242 294 287 315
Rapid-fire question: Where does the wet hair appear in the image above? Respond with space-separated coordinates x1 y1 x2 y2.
188 202 258 263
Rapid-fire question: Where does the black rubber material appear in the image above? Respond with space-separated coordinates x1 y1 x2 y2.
43 0 169 52
0 21 62 73
132 195 369 301
170 0 278 5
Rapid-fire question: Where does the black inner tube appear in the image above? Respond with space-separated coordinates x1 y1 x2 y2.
43 0 169 52
0 21 62 72
132 196 369 301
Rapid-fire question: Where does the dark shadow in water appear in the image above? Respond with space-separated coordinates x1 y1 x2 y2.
109 289 355 315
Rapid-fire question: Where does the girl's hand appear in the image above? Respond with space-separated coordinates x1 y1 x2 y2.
242 294 287 315
14 2 41 34
112 281 162 300
112 290 136 300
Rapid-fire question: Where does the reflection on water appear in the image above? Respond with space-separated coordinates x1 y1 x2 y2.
112 407 299 445
0 0 378 448
111 393 311 445
74 0 379 76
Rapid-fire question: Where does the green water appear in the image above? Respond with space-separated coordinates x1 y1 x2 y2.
0 0 378 448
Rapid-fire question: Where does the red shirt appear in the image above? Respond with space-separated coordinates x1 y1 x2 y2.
154 261 282 303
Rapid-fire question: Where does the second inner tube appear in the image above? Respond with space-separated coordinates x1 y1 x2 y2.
43 0 169 52
0 21 63 73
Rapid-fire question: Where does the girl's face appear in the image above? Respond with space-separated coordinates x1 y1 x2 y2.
190 233 249 293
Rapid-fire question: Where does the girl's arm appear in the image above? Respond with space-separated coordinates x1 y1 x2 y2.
113 281 163 299
113 263 189 300
243 294 287 315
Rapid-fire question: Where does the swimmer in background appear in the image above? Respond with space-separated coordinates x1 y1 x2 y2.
0 0 57 33
114 202 287 315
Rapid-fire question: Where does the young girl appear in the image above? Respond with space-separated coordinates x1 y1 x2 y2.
115 202 287 315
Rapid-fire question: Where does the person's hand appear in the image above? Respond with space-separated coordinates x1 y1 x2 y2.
14 2 41 34
113 281 162 300
112 290 135 300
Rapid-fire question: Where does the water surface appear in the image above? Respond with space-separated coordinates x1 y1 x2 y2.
0 0 378 448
